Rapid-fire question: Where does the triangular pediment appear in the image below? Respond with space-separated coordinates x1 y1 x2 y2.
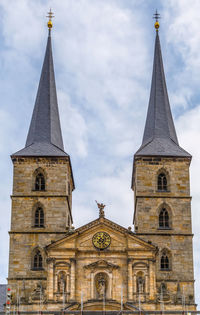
46 217 156 254
84 260 119 270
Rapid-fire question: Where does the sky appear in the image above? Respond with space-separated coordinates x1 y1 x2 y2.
0 0 199 308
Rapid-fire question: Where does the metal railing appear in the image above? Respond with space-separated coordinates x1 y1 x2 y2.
1 311 200 315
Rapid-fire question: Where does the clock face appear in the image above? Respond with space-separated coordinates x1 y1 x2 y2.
92 232 111 250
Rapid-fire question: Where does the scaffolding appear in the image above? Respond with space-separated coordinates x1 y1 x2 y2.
0 311 200 315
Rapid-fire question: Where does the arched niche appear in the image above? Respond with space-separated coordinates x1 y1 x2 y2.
94 272 109 300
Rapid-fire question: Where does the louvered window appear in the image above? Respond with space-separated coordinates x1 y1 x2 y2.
33 250 43 269
35 173 45 191
160 251 169 270
158 173 167 191
34 207 44 227
159 208 169 228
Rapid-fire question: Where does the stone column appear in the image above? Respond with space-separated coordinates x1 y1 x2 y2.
67 274 70 301
90 272 94 299
109 273 113 299
46 258 55 300
127 259 133 300
70 258 76 301
112 271 116 300
149 260 156 300
145 273 149 294
133 274 137 302
55 273 58 293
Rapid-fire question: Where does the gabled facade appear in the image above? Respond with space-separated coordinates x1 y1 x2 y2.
7 16 196 313
45 216 157 311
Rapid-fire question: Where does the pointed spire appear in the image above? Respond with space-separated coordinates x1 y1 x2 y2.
135 19 190 157
13 13 67 157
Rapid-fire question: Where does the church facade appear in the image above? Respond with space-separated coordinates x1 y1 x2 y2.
7 17 196 312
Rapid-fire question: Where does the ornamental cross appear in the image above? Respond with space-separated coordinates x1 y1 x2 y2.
153 10 161 22
46 8 54 21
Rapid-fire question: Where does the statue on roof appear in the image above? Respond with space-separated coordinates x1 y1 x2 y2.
95 201 106 218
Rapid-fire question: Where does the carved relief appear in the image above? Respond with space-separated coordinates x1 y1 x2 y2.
30 281 46 302
157 282 171 303
46 257 56 264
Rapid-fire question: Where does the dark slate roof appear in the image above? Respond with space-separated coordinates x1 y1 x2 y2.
13 142 68 157
0 284 6 311
135 32 191 158
12 30 68 157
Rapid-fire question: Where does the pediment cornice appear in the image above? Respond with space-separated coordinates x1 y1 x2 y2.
76 217 128 235
46 217 156 252
84 260 120 271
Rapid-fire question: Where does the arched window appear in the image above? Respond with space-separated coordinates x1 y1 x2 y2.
158 173 167 191
35 173 45 191
159 208 169 228
34 207 44 227
33 250 43 270
160 250 170 270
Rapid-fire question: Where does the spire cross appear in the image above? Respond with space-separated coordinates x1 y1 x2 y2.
153 10 161 22
47 8 54 21
46 9 54 31
153 10 161 31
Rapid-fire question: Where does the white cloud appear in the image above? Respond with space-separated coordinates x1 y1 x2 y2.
73 163 133 228
58 90 88 157
162 0 200 113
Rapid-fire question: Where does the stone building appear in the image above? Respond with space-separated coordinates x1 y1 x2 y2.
7 17 196 312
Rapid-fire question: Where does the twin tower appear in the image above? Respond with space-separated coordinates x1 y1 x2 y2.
8 16 195 312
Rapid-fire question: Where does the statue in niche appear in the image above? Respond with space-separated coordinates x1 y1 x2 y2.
137 276 145 294
98 278 106 297
58 271 66 293
95 273 107 299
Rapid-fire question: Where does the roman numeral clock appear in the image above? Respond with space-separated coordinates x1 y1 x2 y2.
92 232 111 250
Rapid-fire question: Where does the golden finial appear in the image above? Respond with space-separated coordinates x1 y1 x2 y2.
153 10 160 31
46 8 54 29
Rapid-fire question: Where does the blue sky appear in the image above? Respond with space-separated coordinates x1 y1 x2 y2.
0 0 200 307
